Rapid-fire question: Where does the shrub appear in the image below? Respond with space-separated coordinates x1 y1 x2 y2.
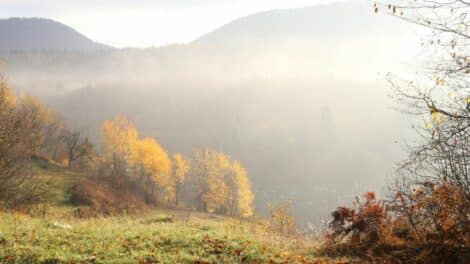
267 199 297 236
69 177 147 216
323 190 470 263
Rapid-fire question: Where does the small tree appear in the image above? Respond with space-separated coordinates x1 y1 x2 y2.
62 130 92 168
268 199 296 236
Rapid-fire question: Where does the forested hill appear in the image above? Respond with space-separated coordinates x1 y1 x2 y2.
0 18 110 51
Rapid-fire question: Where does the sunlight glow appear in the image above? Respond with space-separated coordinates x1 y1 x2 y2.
0 0 345 47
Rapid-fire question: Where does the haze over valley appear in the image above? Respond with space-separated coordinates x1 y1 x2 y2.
1 1 419 225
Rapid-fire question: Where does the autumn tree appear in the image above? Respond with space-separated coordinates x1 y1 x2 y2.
0 78 46 208
185 148 254 217
38 107 67 162
376 0 470 191
16 96 85 167
268 199 296 236
101 114 138 173
171 153 190 206
74 137 97 170
226 161 254 217
100 115 172 203
62 130 93 168
367 1 470 261
128 137 171 195
185 149 228 213
377 0 470 220
99 117 254 215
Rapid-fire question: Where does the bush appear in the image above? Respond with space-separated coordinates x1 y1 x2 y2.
266 199 297 236
323 190 470 263
69 177 147 217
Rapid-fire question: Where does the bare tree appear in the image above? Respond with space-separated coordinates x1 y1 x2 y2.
374 1 469 260
374 0 470 193
62 130 91 168
40 112 66 161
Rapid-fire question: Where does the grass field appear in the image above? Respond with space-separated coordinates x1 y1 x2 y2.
0 161 347 263
0 210 338 263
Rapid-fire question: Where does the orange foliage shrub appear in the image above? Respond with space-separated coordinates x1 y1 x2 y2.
324 189 470 263
69 162 150 216
327 192 384 246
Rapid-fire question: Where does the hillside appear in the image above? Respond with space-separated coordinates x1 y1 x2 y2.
1 0 468 263
0 161 337 263
0 18 110 51
192 2 402 50
0 211 337 263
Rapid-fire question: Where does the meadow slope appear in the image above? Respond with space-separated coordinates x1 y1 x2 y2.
0 162 347 263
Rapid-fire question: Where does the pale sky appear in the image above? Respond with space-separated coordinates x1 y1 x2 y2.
0 0 345 48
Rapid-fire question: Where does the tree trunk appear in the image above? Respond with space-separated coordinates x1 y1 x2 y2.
68 149 73 168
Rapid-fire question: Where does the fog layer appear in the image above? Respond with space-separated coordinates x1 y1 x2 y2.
1 2 420 225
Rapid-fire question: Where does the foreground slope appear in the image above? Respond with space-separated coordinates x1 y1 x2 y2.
0 161 341 263
0 211 340 263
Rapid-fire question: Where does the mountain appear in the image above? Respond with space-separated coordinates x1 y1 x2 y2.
192 2 400 49
188 1 412 82
0 18 111 51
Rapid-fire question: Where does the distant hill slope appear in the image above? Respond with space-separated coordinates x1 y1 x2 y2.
0 18 110 51
192 2 398 49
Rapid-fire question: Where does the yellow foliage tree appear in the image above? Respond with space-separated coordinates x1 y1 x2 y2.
99 116 254 216
131 138 171 193
171 153 190 205
173 153 189 182
187 148 254 217
229 161 254 217
187 149 228 213
101 115 138 167
101 116 171 198
0 80 15 108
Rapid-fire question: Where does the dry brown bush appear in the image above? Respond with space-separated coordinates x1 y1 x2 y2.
70 178 148 217
322 190 470 264
69 162 151 217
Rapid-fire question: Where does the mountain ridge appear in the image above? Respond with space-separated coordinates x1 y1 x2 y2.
191 2 393 48
0 17 111 51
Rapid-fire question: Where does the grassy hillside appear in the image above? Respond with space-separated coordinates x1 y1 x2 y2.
0 162 345 263
31 159 85 207
0 211 339 263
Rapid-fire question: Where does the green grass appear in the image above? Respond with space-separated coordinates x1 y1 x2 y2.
31 159 84 207
0 211 333 263
0 161 343 263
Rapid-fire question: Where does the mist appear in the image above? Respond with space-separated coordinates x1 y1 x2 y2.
1 1 422 226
